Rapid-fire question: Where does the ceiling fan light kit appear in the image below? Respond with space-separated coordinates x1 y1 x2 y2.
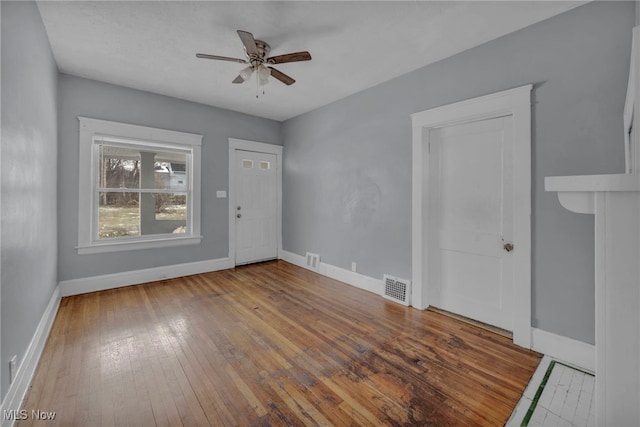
258 66 271 85
196 29 312 98
239 65 254 82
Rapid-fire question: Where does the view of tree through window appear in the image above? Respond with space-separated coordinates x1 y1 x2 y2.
97 144 188 239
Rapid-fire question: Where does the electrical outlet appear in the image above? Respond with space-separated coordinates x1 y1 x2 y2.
351 262 357 272
9 355 17 384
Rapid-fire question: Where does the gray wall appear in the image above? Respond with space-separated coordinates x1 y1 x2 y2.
1 1 59 399
282 1 634 344
58 75 282 281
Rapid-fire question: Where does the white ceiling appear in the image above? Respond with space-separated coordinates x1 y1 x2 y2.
37 1 585 122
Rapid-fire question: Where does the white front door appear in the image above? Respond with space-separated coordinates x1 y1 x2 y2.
234 150 277 264
428 115 514 331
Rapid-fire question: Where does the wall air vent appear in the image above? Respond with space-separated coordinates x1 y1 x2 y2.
383 274 411 306
305 252 320 271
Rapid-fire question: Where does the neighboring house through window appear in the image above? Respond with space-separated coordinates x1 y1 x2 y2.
77 117 202 254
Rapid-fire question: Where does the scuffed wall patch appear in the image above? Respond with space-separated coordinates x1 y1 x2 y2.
340 170 381 227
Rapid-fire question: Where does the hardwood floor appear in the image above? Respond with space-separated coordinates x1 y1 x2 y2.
19 260 541 426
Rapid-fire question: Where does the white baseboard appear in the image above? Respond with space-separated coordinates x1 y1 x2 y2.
279 250 383 296
318 263 383 295
59 257 232 297
1 286 61 427
531 327 595 373
278 249 307 268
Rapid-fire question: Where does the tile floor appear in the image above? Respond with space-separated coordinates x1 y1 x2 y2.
507 356 595 426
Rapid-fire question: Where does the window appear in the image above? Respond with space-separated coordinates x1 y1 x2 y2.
77 117 202 254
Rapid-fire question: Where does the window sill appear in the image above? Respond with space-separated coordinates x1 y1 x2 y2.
77 235 203 255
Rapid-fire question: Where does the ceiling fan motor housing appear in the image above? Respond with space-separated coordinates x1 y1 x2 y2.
248 40 270 65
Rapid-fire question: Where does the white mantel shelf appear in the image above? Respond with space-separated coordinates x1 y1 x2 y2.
546 173 640 426
545 174 640 215
546 173 640 192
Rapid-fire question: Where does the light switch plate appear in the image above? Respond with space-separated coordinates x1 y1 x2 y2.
9 355 17 384
216 190 227 198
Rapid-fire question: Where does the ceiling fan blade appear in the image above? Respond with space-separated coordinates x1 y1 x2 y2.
196 53 248 64
267 51 312 64
268 67 296 86
237 30 258 56
232 75 245 84
196 53 247 64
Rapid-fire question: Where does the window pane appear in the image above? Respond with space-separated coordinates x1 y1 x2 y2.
154 159 188 190
99 192 188 238
98 192 140 239
99 145 141 189
99 144 188 191
154 194 187 234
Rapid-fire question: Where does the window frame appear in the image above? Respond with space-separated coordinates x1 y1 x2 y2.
77 117 203 254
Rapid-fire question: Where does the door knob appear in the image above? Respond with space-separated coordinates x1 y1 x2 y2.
236 213 242 219
237 206 241 210
503 242 514 252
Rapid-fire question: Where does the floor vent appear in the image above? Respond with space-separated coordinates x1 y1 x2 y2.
305 252 320 271
383 275 411 306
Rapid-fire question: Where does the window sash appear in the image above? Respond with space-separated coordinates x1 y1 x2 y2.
92 138 194 243
94 139 192 189
96 188 189 194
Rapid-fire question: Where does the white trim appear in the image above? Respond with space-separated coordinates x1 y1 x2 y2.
77 117 203 254
78 117 203 146
77 235 203 255
279 249 307 267
0 2 2 404
625 26 640 173
228 138 283 266
0 287 61 427
59 257 232 297
320 263 383 295
546 173 640 193
593 192 607 424
635 26 640 173
531 327 595 373
624 28 635 173
411 84 533 348
545 173 640 215
279 250 382 295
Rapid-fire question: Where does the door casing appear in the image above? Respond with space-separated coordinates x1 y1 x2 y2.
410 85 532 348
228 138 283 266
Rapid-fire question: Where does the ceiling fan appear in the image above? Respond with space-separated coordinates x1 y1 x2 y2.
196 30 312 87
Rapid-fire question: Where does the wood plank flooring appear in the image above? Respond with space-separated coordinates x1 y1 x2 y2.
18 260 541 426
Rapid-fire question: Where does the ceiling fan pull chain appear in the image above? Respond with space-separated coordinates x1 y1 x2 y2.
256 70 259 99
